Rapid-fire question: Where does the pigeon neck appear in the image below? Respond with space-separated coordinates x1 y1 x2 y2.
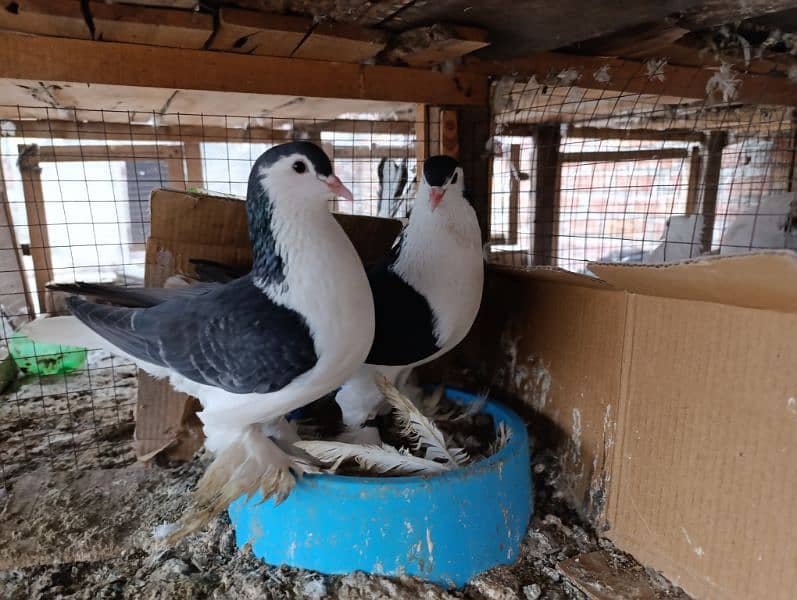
247 185 286 290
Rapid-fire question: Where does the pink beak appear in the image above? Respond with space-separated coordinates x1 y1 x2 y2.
429 186 446 212
323 175 354 202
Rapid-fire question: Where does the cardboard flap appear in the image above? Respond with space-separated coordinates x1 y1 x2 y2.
590 250 797 313
489 263 613 290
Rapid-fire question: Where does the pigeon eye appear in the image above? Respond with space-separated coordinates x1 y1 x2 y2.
451 172 458 184
292 161 307 174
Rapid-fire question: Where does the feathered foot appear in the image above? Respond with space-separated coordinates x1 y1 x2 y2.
163 424 318 544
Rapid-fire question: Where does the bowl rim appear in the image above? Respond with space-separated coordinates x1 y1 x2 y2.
292 387 528 488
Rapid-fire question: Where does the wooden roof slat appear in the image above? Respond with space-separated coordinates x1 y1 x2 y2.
0 32 487 106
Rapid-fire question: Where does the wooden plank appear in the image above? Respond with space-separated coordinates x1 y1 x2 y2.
0 31 487 106
89 2 213 50
507 144 520 245
293 22 386 63
560 148 689 163
566 126 705 143
10 119 296 143
0 0 89 39
37 145 183 162
386 24 489 67
700 131 728 253
415 103 428 183
466 52 797 108
16 145 51 313
439 108 459 158
685 145 703 214
458 106 491 242
569 22 688 59
0 157 35 322
183 140 203 190
533 123 562 266
210 8 308 57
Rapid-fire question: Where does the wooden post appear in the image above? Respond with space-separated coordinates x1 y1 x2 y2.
17 145 52 313
457 106 491 242
507 144 521 245
0 157 35 322
685 145 703 215
533 123 562 265
439 108 459 159
415 103 429 184
183 139 204 191
700 131 728 253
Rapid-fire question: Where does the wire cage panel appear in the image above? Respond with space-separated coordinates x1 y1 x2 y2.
486 71 796 273
0 105 430 488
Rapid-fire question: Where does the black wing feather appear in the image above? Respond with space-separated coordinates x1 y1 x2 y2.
67 275 317 394
365 254 439 366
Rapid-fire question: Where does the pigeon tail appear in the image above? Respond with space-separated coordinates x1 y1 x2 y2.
163 424 318 544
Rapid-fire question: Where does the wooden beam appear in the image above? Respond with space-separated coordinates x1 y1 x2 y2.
16 145 51 313
37 145 183 162
566 126 705 144
560 148 689 163
685 145 703 214
466 52 797 108
700 131 728 253
9 118 415 142
533 124 562 266
0 32 487 106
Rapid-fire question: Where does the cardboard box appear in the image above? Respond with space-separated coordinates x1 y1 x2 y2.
442 251 797 600
135 188 402 462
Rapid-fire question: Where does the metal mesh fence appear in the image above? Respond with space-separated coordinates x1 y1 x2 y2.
0 106 420 486
486 67 796 273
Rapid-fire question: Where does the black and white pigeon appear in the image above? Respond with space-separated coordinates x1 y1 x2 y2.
376 157 409 218
335 155 484 441
23 142 376 539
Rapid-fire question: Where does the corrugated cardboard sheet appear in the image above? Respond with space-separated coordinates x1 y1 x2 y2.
135 188 402 461
453 252 797 599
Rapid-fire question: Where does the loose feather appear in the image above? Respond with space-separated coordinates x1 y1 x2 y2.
295 440 449 475
377 377 469 467
488 421 511 456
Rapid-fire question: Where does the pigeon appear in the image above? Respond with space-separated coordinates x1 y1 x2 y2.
719 192 797 255
376 157 409 218
642 214 705 263
23 142 376 540
335 155 484 442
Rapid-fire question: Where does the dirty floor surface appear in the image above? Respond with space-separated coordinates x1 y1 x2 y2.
0 364 692 599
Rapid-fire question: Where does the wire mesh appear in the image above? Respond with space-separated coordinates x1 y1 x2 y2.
486 65 797 273
0 105 421 488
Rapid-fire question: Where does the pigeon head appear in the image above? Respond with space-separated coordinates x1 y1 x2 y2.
421 155 464 213
250 141 353 210
246 142 353 287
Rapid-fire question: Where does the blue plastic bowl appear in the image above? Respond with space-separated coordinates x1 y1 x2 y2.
229 389 532 588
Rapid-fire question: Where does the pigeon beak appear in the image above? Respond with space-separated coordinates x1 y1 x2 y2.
321 174 354 202
429 186 446 212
